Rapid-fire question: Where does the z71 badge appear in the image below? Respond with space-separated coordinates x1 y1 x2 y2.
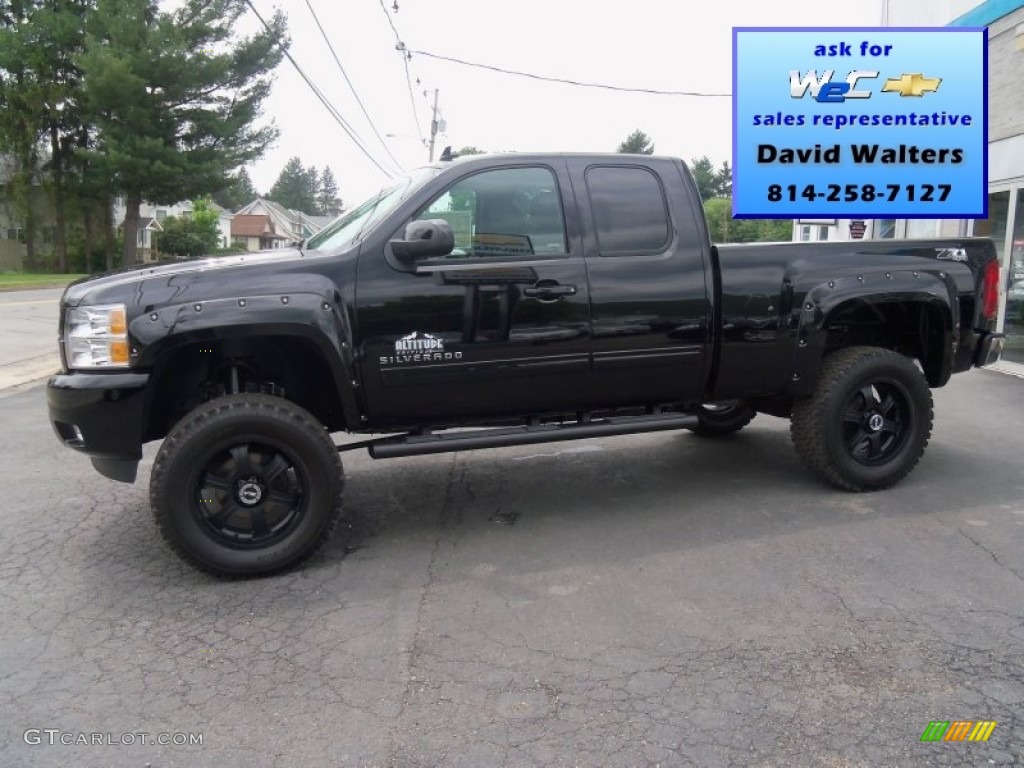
380 332 464 365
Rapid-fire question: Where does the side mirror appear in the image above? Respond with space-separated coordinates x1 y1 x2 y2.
390 219 454 261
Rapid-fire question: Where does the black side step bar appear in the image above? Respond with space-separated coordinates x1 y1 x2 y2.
355 413 699 459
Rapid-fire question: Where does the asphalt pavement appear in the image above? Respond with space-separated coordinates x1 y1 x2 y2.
0 365 1022 767
0 287 62 390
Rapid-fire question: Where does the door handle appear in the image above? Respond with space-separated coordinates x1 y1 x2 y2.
523 281 577 301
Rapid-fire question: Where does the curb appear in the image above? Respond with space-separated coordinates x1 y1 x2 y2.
0 354 59 396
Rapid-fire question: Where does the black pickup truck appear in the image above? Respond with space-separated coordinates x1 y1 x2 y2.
47 153 1004 577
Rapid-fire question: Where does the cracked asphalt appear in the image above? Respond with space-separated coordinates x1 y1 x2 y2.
1 369 1022 767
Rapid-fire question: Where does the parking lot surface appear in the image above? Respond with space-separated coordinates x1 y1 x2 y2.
1 369 1022 767
0 288 61 390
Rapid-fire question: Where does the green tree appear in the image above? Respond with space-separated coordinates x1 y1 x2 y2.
25 1 92 272
317 166 342 216
750 218 791 242
212 166 257 211
80 0 286 265
703 197 730 242
715 160 732 198
691 157 733 201
689 156 717 201
156 198 221 258
616 130 654 155
0 1 50 270
704 197 791 244
268 156 319 214
455 146 484 156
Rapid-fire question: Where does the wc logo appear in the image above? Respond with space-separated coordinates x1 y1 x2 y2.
790 70 942 102
790 70 879 102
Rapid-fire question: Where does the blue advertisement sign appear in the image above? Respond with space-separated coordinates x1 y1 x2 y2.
732 28 987 219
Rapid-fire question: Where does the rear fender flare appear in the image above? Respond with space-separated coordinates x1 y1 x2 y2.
788 269 955 395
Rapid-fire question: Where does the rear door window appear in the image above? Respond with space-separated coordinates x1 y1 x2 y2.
585 166 671 256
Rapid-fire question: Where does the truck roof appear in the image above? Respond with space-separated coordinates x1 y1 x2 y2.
423 152 680 168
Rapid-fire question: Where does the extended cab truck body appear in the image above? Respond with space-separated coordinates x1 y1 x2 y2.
47 154 1004 577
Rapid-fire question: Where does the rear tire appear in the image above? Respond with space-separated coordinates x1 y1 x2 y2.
151 394 344 578
689 402 757 437
790 346 933 491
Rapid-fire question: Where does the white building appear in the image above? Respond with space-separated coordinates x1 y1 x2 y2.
112 198 235 261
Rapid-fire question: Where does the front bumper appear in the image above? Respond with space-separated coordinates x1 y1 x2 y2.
974 332 1005 368
47 371 150 482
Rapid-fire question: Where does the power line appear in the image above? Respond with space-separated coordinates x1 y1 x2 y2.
302 0 404 172
375 0 427 145
375 0 402 44
401 55 427 145
410 50 732 97
242 0 397 178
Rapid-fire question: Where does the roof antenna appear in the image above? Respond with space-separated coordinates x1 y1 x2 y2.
439 145 454 161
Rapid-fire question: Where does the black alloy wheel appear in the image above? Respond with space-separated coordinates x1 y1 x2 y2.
840 382 909 466
195 441 306 549
152 394 344 578
791 346 933 491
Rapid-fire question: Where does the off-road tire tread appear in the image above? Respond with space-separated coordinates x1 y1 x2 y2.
690 405 757 437
150 394 344 579
790 346 933 492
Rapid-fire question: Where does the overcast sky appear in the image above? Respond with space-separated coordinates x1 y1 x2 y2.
241 0 888 207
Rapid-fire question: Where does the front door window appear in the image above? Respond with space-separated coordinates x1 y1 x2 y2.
417 166 567 259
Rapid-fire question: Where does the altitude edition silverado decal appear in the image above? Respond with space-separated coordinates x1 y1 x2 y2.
380 332 464 365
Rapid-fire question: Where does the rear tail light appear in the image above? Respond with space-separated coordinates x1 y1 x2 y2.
981 259 999 322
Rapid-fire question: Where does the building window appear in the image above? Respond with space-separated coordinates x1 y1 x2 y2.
906 219 940 239
155 209 167 220
975 191 1011 256
818 225 829 241
1000 190 1024 365
876 219 896 238
799 225 811 242
137 229 146 247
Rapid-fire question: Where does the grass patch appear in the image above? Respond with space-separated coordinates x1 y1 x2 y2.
0 273 87 291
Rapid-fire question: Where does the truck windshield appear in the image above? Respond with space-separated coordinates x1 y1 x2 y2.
306 166 440 252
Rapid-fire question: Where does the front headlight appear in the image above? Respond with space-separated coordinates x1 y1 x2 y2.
65 304 130 369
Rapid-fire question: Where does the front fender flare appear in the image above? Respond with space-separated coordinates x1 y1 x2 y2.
129 291 361 426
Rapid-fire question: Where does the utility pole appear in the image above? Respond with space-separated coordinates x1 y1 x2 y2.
428 89 439 162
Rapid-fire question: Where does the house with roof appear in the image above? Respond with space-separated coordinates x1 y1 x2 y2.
234 198 334 245
231 214 290 252
112 197 235 262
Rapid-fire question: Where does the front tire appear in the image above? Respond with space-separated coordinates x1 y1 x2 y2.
790 346 933 491
151 394 344 578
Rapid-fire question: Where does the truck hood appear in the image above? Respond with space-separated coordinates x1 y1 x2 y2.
63 249 305 307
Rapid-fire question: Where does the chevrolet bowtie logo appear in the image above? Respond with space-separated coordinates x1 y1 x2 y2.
881 73 942 97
